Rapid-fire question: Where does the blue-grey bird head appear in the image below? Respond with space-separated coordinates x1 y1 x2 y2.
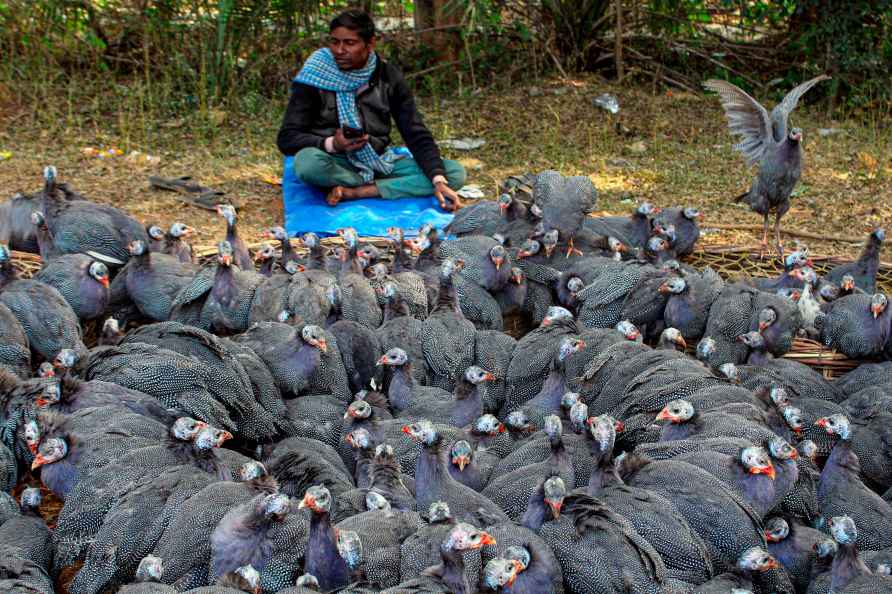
20 487 41 512
44 165 57 183
816 414 851 440
238 461 267 482
781 407 804 435
428 501 452 523
32 437 68 470
377 347 408 367
542 230 559 256
660 327 687 350
326 284 342 308
637 202 655 216
136 555 163 582
336 530 362 571
871 293 888 318
267 226 288 241
37 361 55 379
740 446 775 479
798 439 817 462
450 440 473 472
374 443 394 460
544 415 562 440
337 226 359 249
344 399 372 421
35 381 61 409
569 402 589 433
170 417 208 441
874 228 886 242
683 207 702 220
169 222 192 238
561 392 580 410
299 485 332 515
656 399 695 424
128 239 147 257
659 276 686 295
647 235 669 254
566 276 585 295
608 237 627 255
697 337 716 361
820 283 840 301
813 537 837 558
737 331 765 349
30 211 47 229
194 426 233 450
497 193 513 212
255 243 275 263
296 574 320 588
483 558 523 590
301 232 319 248
465 366 495 385
444 523 495 552
88 261 110 288
788 127 803 143
718 362 739 382
216 204 237 227
737 547 779 572
216 240 233 266
506 410 533 433
542 306 573 327
557 337 585 361
517 239 541 259
233 566 260 592
53 348 79 372
301 325 328 353
402 419 438 445
441 257 464 279
616 319 641 341
768 436 797 461
757 307 778 331
764 517 789 543
877 563 891 576
588 414 617 452
346 427 371 450
474 414 505 436
365 491 391 512
147 225 164 240
504 545 531 570
22 419 40 454
785 250 809 269
830 515 858 545
542 477 566 520
382 281 399 300
276 310 293 324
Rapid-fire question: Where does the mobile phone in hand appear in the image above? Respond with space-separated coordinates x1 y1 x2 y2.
342 125 365 139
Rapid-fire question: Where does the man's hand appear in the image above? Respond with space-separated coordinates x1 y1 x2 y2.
434 181 462 212
332 127 369 152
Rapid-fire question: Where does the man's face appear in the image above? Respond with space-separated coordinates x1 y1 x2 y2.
329 26 375 71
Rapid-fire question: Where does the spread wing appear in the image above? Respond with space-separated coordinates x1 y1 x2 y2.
770 74 831 140
703 79 773 166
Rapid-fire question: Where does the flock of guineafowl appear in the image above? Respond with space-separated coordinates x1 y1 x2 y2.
1 76 892 594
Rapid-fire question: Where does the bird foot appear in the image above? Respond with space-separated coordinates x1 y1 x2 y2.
757 241 769 261
565 246 583 258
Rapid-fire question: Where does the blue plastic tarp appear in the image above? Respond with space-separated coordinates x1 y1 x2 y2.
282 149 454 238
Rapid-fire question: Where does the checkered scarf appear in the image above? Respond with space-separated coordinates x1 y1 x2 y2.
295 48 401 182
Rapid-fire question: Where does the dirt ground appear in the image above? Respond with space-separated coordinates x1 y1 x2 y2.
1 75 890 260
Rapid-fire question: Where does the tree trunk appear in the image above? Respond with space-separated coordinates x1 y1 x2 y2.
414 0 461 61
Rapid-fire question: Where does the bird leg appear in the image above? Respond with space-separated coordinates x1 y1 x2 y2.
774 211 784 259
758 213 770 260
565 237 583 258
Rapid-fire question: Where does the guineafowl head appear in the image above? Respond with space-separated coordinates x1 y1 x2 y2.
738 548 779 573
301 325 328 353
296 574 320 588
402 420 437 445
20 487 41 512
37 362 55 379
284 261 305 275
102 317 121 338
344 399 372 421
830 515 858 545
517 239 540 259
43 165 57 183
788 127 803 143
768 436 797 461
543 415 562 441
489 245 507 271
718 363 740 382
169 222 193 238
22 419 40 454
464 366 495 385
542 477 566 520
483 558 523 590
216 241 234 266
259 493 291 521
428 501 452 523
815 414 851 440
299 485 333 514
345 427 371 450
798 440 818 462
659 327 687 350
169 417 208 441
608 237 627 255
301 232 319 248
216 204 237 227
147 225 164 241
647 236 669 255
266 226 288 241
335 530 362 567
53 348 79 372
326 284 342 308
374 443 394 460
696 337 716 362
473 414 505 436
557 338 585 361
510 267 525 286
764 517 790 543
337 226 358 249
136 555 164 582
506 410 533 434
657 399 695 424
683 207 702 220
34 381 61 409
254 243 275 263
781 407 804 436
31 437 68 470
379 281 399 301
377 347 408 367
616 320 641 341
542 230 559 257
566 276 585 296
587 415 617 453
365 491 390 512
873 228 886 242
737 331 765 349
871 293 888 318
560 392 580 411
194 427 233 450
542 306 573 327
450 440 472 472
659 276 686 295
440 257 465 279
88 261 110 288
637 202 657 216
813 537 837 558
238 461 267 482
766 385 789 407
757 308 778 331
497 193 513 213
569 402 589 434
228 565 261 594
30 211 48 229
739 446 775 479
444 523 495 552
128 240 147 257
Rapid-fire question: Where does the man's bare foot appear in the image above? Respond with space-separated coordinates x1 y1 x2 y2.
326 186 345 206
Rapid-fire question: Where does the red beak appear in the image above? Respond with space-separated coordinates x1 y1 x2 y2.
656 408 675 422
481 372 496 381
314 339 328 353
758 321 769 331
221 255 232 266
100 277 110 288
546 499 562 519
31 454 49 470
35 398 51 409
217 431 234 446
376 355 388 366
493 257 503 271
480 532 496 546
27 442 38 455
765 557 780 570
454 456 469 472
749 463 776 480
401 425 412 435
614 420 625 432
541 318 552 327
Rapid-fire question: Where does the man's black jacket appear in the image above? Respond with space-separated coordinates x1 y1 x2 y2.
276 57 447 180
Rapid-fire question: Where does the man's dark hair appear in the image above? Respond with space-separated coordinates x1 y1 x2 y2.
330 10 376 42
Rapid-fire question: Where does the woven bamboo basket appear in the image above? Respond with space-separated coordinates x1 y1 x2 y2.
9 243 884 378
